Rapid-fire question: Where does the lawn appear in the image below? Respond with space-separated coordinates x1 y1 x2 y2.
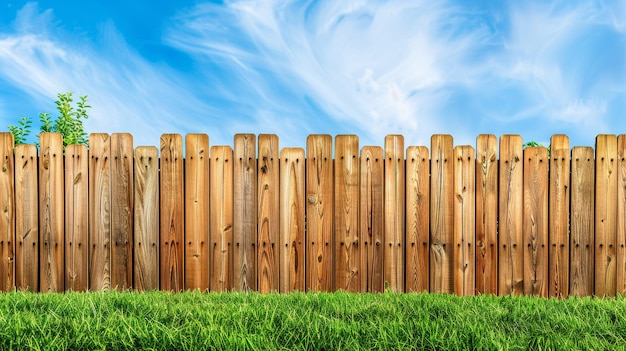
0 290 624 350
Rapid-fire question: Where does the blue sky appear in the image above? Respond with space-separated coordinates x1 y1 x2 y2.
0 0 624 148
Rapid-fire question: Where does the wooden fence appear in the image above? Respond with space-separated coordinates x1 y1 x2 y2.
0 132 625 297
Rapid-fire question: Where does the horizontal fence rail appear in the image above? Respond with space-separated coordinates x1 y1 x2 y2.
0 132 625 297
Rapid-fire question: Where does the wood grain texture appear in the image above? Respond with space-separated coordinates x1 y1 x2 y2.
258 135 279 293
334 135 360 292
617 135 626 295
570 147 595 296
498 135 524 295
595 134 617 297
233 134 257 292
0 133 15 291
306 135 333 292
384 135 405 292
39 132 64 292
15 144 38 291
210 146 233 292
549 135 570 297
523 147 549 297
405 146 429 293
160 134 184 291
185 134 209 291
65 144 89 291
111 133 133 290
133 146 159 291
89 133 111 291
279 148 305 292
359 146 384 292
453 145 475 296
475 134 498 295
430 135 454 294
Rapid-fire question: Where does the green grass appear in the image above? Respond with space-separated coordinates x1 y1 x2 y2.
0 291 624 350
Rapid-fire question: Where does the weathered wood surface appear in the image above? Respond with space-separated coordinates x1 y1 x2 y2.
160 134 184 291
65 144 89 291
279 148 305 292
335 135 360 292
258 135 279 293
453 145 475 296
498 135 523 295
39 132 64 292
617 135 626 295
89 133 111 291
405 146 429 293
523 146 548 297
111 133 133 290
549 135 570 297
430 135 454 294
210 146 233 292
595 134 617 297
185 134 209 291
15 144 38 291
0 133 15 291
475 134 498 295
359 146 384 293
134 146 159 291
570 147 595 296
233 134 256 292
306 135 333 291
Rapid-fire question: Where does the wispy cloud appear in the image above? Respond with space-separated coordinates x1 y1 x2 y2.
0 1 623 149
0 3 218 146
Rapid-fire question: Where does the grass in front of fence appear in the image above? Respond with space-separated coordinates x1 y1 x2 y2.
0 291 624 350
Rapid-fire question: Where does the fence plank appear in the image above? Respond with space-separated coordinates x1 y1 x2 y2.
406 146 429 293
384 135 405 292
185 134 210 291
595 134 617 297
134 146 159 291
65 144 89 291
570 147 595 296
111 133 133 290
0 133 15 291
499 134 523 295
340 136 363 292
210 146 233 292
257 135 279 293
15 144 38 291
523 146 549 297
549 135 570 297
306 135 333 291
279 148 305 292
160 134 184 291
39 132 64 292
476 134 498 295
618 135 626 295
89 133 111 291
430 135 454 294
359 146 384 292
233 134 257 292
454 145 475 296
335 135 360 292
